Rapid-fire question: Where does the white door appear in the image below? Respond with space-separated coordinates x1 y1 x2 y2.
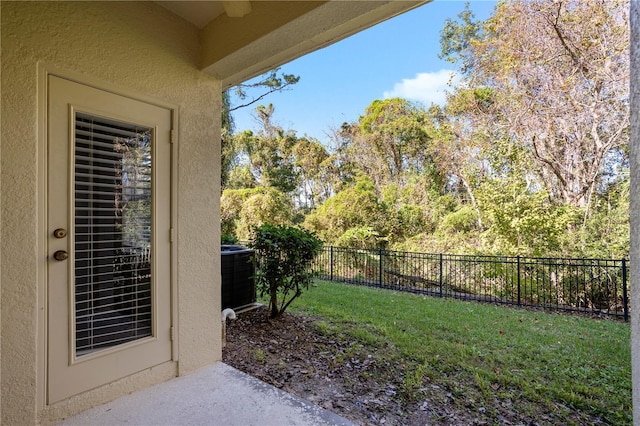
47 76 172 403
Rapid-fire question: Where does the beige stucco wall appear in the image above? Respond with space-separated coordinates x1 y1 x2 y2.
1 2 221 424
631 1 639 424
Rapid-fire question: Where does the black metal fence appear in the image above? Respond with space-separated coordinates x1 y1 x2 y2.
312 246 630 320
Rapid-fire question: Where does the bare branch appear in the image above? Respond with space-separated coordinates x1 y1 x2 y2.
229 79 298 112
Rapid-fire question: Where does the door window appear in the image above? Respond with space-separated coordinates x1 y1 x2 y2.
74 113 153 355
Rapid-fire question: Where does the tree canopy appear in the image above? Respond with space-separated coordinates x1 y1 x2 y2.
221 0 630 259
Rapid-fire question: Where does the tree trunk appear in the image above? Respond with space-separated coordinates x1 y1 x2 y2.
269 287 279 319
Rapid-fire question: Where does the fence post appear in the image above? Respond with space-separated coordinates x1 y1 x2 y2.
330 246 334 282
623 258 629 322
517 255 521 307
439 253 443 298
379 248 383 287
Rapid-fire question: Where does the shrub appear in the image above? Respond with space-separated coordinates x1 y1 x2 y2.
221 234 239 245
437 206 479 234
303 175 384 244
249 224 323 318
221 187 293 241
335 226 386 249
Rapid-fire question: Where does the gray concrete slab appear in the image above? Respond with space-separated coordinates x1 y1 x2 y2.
57 363 353 426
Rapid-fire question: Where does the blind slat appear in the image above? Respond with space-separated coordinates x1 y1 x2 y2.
76 302 152 318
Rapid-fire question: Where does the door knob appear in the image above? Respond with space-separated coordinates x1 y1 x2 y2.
53 250 68 261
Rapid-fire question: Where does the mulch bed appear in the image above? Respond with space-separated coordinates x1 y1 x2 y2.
222 306 500 425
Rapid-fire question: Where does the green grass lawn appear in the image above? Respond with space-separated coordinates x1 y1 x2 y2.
286 280 631 424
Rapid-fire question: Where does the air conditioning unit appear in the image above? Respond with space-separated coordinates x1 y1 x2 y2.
221 245 256 310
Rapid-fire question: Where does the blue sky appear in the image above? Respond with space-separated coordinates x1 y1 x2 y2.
230 0 497 145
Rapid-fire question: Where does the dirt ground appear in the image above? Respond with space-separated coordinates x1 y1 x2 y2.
222 306 506 426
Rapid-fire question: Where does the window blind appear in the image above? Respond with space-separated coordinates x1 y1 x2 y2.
74 112 153 355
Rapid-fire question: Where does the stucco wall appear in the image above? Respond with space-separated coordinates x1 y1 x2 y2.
631 1 640 424
1 2 221 424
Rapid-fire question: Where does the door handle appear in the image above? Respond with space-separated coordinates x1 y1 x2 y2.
53 250 68 261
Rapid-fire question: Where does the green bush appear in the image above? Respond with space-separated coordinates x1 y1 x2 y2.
249 224 323 318
437 206 479 234
221 234 239 245
221 187 293 241
335 226 385 249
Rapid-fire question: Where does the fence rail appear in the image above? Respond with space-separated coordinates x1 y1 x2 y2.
311 246 630 320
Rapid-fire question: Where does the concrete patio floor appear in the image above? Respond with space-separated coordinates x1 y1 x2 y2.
56 363 353 426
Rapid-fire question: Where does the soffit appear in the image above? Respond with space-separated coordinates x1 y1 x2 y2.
205 1 429 89
156 1 225 29
155 1 429 88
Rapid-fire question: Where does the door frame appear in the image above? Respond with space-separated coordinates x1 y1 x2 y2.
36 65 179 409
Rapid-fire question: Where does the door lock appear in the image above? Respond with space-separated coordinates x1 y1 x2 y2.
53 228 67 239
53 250 68 261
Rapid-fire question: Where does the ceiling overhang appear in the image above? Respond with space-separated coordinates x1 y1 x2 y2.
158 1 428 89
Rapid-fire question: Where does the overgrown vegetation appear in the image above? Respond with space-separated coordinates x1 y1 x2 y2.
288 281 631 424
248 224 322 318
222 0 630 259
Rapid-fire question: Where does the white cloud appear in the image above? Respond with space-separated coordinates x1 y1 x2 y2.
383 69 459 106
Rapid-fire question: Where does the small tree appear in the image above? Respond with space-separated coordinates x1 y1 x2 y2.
249 224 323 319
